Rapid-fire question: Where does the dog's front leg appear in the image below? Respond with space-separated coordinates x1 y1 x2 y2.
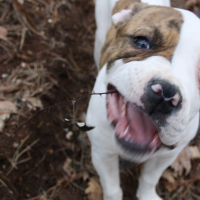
92 148 122 200
136 152 181 200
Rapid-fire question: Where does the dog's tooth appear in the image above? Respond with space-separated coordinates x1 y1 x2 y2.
122 106 125 116
122 102 127 116
123 126 129 136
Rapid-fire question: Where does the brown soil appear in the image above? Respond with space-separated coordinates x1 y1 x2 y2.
0 0 200 200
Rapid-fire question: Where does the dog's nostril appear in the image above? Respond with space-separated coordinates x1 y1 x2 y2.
168 93 181 107
151 82 182 107
151 84 162 94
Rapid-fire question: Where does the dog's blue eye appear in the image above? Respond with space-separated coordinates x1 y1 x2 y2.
133 36 150 49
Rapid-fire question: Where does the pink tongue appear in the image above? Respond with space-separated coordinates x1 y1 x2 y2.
107 93 160 147
126 103 158 144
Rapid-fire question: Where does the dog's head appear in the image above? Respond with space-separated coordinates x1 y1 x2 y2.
101 3 200 162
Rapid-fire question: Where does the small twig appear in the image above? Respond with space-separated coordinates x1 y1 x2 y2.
0 171 18 195
6 136 40 175
70 181 85 191
14 138 39 162
0 85 20 93
12 0 47 39
0 179 11 192
19 27 27 51
26 178 66 200
12 134 30 159
35 0 48 7
0 43 13 59
0 5 10 23
9 89 117 138
190 190 200 200
72 100 76 124
52 57 72 70
24 153 46 176
67 50 81 72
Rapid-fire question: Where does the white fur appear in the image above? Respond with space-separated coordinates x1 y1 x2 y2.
94 0 119 69
142 0 170 7
106 57 191 146
87 1 200 200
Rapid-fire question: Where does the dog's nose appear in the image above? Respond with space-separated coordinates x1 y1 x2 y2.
151 82 181 107
143 80 182 115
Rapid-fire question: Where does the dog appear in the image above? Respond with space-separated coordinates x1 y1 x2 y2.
86 0 200 199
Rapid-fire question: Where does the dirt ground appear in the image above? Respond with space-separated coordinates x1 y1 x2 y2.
0 0 200 200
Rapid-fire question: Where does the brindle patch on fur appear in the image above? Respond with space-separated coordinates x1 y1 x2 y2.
100 3 183 69
101 39 113 55
168 19 183 32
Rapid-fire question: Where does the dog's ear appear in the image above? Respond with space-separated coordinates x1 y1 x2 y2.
112 3 148 26
112 9 132 25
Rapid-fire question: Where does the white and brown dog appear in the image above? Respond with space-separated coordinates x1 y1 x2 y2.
86 0 200 199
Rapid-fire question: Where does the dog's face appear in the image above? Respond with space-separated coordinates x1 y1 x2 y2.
101 5 200 162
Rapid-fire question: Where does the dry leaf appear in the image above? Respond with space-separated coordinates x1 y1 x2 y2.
0 26 8 38
26 98 43 110
189 146 200 158
164 180 179 192
162 169 176 184
0 101 17 114
17 0 24 4
85 177 102 200
162 169 179 192
186 0 198 8
0 114 10 132
63 158 76 178
0 85 20 93
0 101 16 131
82 171 89 181
171 146 200 176
162 146 200 192
189 170 200 181
66 131 73 140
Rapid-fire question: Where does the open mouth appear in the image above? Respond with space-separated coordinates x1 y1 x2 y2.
106 84 162 155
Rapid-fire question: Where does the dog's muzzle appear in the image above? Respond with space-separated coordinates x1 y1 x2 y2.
106 81 182 155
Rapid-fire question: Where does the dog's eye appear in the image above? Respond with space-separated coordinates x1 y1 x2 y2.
133 36 150 49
